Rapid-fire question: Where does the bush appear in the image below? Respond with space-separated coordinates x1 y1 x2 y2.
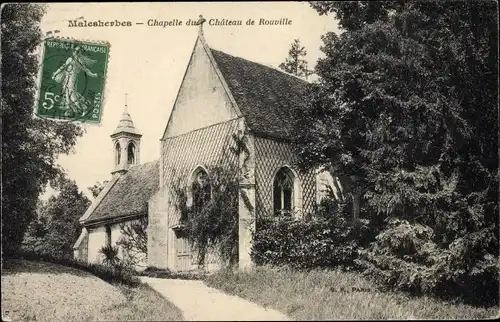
251 198 373 270
98 244 120 267
10 249 140 287
139 266 207 280
356 218 499 306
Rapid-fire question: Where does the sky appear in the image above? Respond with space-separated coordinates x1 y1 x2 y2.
39 2 339 199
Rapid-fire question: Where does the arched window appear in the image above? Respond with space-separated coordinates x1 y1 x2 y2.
192 168 211 212
273 167 295 213
127 142 135 165
185 167 211 216
115 142 121 166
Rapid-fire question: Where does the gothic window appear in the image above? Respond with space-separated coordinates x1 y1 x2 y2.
191 168 211 213
127 142 135 165
115 142 121 165
273 167 295 214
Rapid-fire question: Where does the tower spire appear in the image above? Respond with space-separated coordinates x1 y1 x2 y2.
111 93 142 174
124 92 128 113
112 93 141 137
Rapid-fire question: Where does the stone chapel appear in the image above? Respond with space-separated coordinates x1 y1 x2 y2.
73 25 342 271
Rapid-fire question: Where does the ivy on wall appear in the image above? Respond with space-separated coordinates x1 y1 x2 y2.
168 133 254 268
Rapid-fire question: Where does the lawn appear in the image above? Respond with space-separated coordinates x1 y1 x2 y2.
204 265 499 320
1 259 183 321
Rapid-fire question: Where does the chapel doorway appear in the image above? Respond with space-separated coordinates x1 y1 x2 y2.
174 230 192 272
174 166 211 272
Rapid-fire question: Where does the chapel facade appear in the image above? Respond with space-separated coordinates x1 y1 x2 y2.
74 26 339 271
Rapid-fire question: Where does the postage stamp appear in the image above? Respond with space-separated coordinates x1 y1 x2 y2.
35 38 110 123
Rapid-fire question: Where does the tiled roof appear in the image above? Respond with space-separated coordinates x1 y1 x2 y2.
84 161 159 223
210 49 310 141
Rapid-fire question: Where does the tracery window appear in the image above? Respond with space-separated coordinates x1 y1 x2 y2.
273 167 294 213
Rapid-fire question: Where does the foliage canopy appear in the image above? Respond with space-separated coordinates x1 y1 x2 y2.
2 3 84 255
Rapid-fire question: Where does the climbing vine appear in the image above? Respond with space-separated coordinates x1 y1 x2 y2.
168 132 253 268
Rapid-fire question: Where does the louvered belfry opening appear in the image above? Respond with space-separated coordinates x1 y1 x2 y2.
115 142 121 166
127 142 136 165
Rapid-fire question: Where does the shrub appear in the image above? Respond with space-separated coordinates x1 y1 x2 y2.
139 266 207 280
356 218 499 306
11 249 140 287
98 245 120 268
251 198 373 270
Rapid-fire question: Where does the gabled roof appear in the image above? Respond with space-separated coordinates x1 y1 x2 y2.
209 48 310 141
83 161 158 224
161 32 311 142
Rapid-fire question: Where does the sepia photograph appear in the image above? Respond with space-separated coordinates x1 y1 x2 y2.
1 1 499 321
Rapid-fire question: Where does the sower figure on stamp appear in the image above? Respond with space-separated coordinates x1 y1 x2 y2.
52 46 98 117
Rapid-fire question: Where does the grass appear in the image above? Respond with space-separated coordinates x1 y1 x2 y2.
106 283 183 321
11 250 140 286
1 259 184 321
204 265 500 320
139 266 208 280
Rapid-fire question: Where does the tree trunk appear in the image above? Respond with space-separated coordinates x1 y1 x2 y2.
350 175 361 224
352 188 361 224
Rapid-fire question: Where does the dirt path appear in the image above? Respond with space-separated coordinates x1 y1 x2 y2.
140 277 292 321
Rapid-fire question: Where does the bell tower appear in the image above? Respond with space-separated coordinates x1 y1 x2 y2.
111 94 142 174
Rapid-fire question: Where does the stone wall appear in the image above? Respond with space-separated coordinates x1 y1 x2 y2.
148 189 169 268
73 228 88 262
88 226 106 263
87 220 147 268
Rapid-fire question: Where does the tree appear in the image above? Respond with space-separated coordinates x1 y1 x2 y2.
22 178 91 259
298 0 498 304
88 180 109 198
1 3 84 256
279 39 314 79
22 200 50 254
116 216 148 266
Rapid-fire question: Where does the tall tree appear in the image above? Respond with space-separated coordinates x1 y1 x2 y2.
298 0 498 303
22 200 50 255
279 39 314 79
1 3 84 256
23 178 91 259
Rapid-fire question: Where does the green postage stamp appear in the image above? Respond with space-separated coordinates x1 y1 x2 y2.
36 38 110 123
